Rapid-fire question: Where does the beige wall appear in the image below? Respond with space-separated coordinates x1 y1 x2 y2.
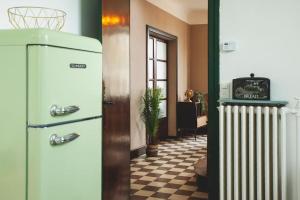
130 1 208 151
130 0 191 150
189 25 208 94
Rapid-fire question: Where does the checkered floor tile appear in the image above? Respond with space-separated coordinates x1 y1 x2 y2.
130 136 208 200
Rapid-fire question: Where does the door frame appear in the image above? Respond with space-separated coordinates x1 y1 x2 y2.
207 0 220 199
146 25 178 139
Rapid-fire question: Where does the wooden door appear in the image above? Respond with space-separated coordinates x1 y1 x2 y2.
102 0 130 199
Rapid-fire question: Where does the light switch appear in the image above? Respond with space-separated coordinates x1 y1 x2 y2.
220 83 231 99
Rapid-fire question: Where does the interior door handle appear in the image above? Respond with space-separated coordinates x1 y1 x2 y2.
50 105 80 117
50 133 80 146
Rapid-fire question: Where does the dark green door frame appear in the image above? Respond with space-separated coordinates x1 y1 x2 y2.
207 0 220 199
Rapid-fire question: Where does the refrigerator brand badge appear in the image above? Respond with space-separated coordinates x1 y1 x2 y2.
70 63 86 69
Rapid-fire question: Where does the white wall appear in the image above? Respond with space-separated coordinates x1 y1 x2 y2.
0 0 99 38
220 0 300 199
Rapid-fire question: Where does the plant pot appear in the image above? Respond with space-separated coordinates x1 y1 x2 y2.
146 144 158 157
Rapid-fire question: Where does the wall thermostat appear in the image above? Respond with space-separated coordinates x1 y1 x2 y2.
222 41 237 52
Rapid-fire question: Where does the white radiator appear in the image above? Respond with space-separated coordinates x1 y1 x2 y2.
219 105 287 200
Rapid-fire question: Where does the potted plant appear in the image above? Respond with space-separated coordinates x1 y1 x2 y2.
192 91 206 115
141 88 162 157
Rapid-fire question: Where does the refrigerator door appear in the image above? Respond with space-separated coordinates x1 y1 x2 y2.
27 118 102 200
28 45 102 126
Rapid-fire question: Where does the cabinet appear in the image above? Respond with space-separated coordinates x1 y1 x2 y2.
177 102 207 139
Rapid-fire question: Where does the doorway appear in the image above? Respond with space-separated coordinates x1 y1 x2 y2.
130 0 210 199
101 0 220 199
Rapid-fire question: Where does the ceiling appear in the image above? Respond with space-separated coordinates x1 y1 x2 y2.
146 0 208 25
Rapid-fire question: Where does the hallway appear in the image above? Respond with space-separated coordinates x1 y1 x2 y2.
130 136 208 200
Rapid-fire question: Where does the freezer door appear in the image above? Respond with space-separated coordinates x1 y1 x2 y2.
27 119 102 200
28 45 102 126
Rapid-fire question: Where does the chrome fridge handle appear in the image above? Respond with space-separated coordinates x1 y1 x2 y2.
50 105 80 117
50 133 80 146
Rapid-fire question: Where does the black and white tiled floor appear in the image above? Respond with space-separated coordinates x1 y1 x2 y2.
130 136 208 200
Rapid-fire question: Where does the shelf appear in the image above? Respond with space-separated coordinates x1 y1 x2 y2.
219 98 288 107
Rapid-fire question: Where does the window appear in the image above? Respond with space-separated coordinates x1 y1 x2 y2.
147 37 168 118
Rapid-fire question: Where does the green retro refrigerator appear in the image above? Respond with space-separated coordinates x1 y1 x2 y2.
0 29 102 200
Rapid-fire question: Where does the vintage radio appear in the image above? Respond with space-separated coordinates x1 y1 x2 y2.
232 73 270 100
